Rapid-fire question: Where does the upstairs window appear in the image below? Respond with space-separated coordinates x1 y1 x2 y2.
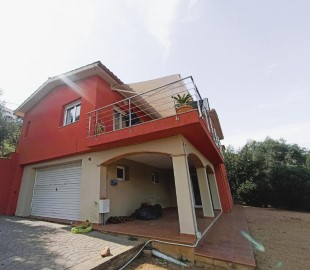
114 107 126 130
64 101 81 126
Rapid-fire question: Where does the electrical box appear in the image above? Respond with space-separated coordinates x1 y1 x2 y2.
99 199 110 213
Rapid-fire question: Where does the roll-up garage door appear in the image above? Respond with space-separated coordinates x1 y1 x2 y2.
31 162 82 220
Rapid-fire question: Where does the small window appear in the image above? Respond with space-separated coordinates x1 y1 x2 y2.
114 107 126 130
117 165 126 181
64 101 81 126
152 172 159 184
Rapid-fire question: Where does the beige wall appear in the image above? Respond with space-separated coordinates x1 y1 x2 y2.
104 158 172 220
15 135 219 232
182 137 215 171
15 153 102 223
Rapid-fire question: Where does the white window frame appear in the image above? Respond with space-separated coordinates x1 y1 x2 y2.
152 172 159 184
116 165 126 181
63 100 81 126
113 107 126 131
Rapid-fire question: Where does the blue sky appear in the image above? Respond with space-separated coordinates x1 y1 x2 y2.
0 0 309 148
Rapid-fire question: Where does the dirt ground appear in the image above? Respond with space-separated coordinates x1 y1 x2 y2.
126 255 218 270
245 206 310 270
126 207 310 270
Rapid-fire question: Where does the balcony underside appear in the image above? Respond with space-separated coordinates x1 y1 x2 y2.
87 111 223 165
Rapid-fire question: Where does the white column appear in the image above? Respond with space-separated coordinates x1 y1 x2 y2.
100 166 108 199
196 167 214 217
208 173 222 210
172 155 197 235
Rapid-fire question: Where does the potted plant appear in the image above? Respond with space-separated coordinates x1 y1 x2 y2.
172 93 194 113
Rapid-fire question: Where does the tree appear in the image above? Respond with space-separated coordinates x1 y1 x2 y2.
224 137 310 211
0 92 22 156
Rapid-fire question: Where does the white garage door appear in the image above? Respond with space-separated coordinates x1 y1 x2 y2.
31 162 82 220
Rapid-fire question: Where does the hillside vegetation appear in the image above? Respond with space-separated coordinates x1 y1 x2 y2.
224 138 310 211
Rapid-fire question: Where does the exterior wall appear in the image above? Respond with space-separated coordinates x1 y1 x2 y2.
104 159 171 219
182 137 215 170
0 153 23 215
0 158 14 214
17 75 150 165
16 152 103 223
214 163 233 212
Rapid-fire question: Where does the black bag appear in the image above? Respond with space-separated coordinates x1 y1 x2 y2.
134 204 162 220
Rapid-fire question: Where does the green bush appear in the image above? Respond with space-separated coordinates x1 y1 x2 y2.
224 138 310 211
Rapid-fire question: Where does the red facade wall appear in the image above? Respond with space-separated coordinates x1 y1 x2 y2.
215 163 233 213
0 153 23 215
18 75 151 165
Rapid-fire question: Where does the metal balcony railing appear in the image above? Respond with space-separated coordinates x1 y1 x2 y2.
86 76 222 152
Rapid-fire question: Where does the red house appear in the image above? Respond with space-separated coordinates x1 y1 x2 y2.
1 61 233 241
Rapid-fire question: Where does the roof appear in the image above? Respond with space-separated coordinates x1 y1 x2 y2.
15 61 124 117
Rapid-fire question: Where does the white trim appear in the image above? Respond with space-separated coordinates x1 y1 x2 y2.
113 107 126 131
116 165 126 181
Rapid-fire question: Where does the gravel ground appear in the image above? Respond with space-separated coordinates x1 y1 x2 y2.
126 206 310 270
245 206 310 270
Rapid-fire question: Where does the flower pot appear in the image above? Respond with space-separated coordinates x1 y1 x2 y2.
176 105 193 114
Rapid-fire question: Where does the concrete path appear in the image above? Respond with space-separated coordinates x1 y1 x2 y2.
0 215 142 270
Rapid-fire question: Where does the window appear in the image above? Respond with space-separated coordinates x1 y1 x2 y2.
152 172 159 184
116 165 126 181
64 101 81 126
114 107 126 130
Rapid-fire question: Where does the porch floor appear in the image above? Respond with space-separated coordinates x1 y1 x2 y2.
94 208 220 245
195 205 256 268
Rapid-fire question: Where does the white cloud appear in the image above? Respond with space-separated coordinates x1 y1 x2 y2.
223 121 310 149
128 0 179 59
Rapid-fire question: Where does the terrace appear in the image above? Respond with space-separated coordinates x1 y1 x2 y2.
86 77 224 163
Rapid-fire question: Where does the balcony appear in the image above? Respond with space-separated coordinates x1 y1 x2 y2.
86 77 223 163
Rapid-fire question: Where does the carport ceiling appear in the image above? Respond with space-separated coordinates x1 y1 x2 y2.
125 154 172 169
125 153 195 169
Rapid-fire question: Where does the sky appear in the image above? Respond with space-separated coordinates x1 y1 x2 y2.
0 0 309 149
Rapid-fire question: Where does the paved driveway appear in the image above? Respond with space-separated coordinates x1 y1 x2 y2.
0 215 141 270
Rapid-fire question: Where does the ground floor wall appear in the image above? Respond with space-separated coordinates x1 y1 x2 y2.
15 135 233 225
15 146 178 224
15 152 102 223
0 153 23 215
104 158 173 220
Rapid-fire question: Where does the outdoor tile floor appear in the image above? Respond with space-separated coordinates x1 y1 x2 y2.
0 215 142 270
195 205 256 268
95 208 220 244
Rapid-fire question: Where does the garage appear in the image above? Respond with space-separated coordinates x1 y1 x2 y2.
31 162 82 220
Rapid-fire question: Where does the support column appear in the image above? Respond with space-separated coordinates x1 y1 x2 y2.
100 166 108 199
208 173 222 210
196 167 214 217
172 155 197 235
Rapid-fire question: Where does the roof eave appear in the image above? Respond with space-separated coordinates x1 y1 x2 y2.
15 62 123 116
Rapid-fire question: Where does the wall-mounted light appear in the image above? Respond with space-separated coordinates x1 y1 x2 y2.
111 179 118 186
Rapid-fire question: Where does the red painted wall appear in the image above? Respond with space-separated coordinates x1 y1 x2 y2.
0 153 23 215
18 76 151 165
215 163 233 212
6 74 232 217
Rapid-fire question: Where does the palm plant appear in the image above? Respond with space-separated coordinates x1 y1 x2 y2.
172 93 193 108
